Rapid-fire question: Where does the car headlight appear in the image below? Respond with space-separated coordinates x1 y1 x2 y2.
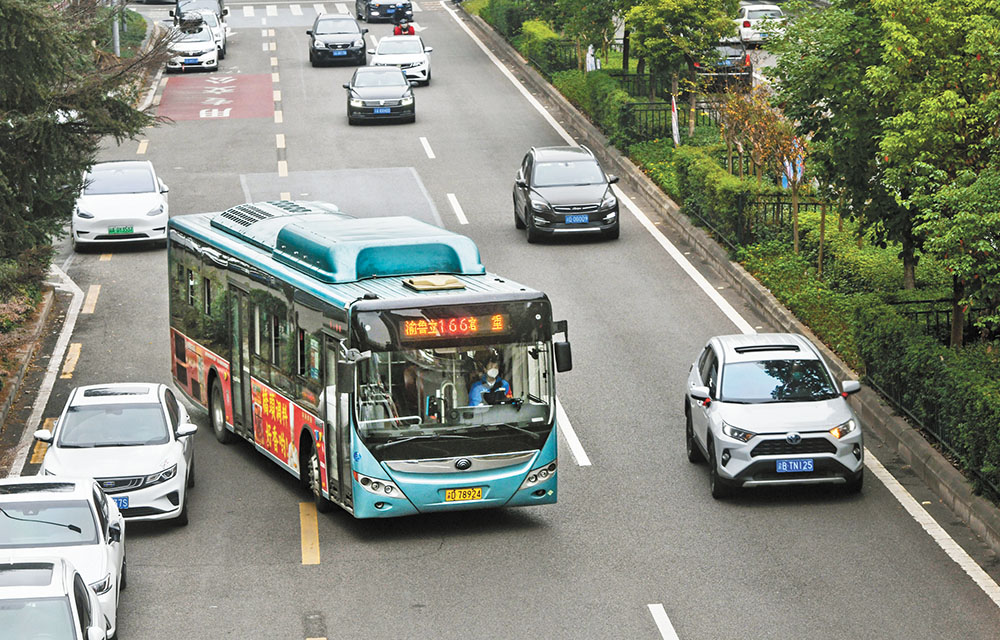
519 460 557 490
354 471 401 497
76 208 94 219
721 421 756 442
353 38 364 47
350 98 364 107
601 192 617 209
144 464 177 487
829 418 857 439
400 96 413 106
89 574 112 595
530 199 551 212
147 204 164 217
313 39 326 49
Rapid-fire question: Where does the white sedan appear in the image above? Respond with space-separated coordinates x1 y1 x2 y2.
36 383 197 526
735 4 785 46
72 160 169 250
369 35 433 85
166 22 219 72
0 476 125 638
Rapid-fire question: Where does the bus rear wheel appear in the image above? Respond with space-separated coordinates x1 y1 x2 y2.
307 442 335 513
210 377 233 444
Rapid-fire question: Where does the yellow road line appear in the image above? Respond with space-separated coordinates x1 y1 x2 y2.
278 161 288 177
137 139 149 155
100 254 112 261
270 41 277 51
29 418 56 464
274 110 283 124
299 502 320 565
82 284 101 314
269 28 276 37
270 56 279 66
60 343 81 379
276 134 285 149
280 192 291 200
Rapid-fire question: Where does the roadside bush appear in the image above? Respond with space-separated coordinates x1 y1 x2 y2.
480 0 531 38
629 139 680 201
513 19 561 70
551 69 633 145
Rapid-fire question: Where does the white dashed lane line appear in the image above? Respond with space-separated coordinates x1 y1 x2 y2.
445 193 468 224
648 605 680 640
244 5 254 16
266 4 278 15
314 3 326 14
419 136 435 159
290 3 302 14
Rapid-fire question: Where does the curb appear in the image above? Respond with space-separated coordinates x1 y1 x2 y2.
0 290 55 436
137 16 166 112
459 8 1000 557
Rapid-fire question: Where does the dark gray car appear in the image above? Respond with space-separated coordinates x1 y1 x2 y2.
343 66 416 124
307 14 368 66
512 146 620 242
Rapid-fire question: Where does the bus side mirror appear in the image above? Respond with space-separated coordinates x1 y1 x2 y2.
337 361 356 389
554 341 572 372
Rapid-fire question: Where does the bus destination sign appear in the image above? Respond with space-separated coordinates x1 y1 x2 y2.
401 313 509 339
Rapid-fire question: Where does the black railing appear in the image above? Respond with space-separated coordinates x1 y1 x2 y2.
886 298 993 345
620 101 718 144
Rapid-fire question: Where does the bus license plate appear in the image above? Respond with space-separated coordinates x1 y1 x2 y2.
112 496 129 509
108 226 134 235
445 487 482 502
373 107 391 114
565 214 588 224
776 458 813 473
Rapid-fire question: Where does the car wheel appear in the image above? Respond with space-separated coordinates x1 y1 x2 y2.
525 208 542 244
187 455 195 489
348 115 356 125
685 408 703 463
844 470 863 494
210 376 233 444
119 550 127 591
514 197 525 229
708 440 731 499
603 220 621 240
423 69 431 85
307 440 334 513
220 45 226 60
175 495 189 526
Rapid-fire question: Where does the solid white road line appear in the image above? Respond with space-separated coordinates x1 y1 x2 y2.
244 5 254 16
445 0 1000 611
314 3 326 14
557 398 590 466
648 604 680 640
419 136 435 159
445 193 468 225
290 3 302 14
7 266 84 478
266 4 278 15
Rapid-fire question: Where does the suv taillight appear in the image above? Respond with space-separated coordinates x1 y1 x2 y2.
743 20 751 27
745 54 751 66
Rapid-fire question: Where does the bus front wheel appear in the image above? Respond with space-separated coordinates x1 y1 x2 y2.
210 377 234 444
307 442 335 513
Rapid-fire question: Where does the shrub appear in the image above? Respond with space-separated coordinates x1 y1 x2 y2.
551 70 633 145
480 0 531 38
513 19 561 71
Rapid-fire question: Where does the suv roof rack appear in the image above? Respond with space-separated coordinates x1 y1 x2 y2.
733 344 801 353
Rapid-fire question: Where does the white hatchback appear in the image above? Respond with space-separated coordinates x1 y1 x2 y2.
735 4 785 46
0 477 124 638
36 383 197 526
72 161 169 250
369 35 433 84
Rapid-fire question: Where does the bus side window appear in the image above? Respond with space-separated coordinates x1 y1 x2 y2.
186 269 196 306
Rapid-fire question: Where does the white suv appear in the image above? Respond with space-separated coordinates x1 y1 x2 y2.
684 333 863 498
0 557 109 639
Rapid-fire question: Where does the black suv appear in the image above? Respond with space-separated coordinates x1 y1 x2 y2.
307 14 368 66
694 40 753 91
512 146 620 242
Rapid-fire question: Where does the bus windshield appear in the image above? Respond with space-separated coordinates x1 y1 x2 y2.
355 341 554 460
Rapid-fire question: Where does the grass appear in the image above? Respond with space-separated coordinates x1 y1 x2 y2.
462 0 489 14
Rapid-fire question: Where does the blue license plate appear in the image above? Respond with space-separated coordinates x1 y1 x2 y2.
112 496 129 509
386 7 395 12
776 458 814 473
184 58 198 64
373 107 391 114
332 50 347 56
565 214 589 224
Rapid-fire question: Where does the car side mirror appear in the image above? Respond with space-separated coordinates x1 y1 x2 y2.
306 29 313 35
108 523 122 543
689 385 711 401
554 341 572 373
424 46 433 53
362 28 368 34
409 80 418 86
159 179 169 194
34 429 53 443
514 178 526 188
176 422 198 437
342 83 350 89
608 174 619 184
222 7 229 16
168 9 175 16
841 380 861 395
367 48 374 54
87 626 107 640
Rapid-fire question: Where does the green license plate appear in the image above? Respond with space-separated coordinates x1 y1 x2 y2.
108 226 133 235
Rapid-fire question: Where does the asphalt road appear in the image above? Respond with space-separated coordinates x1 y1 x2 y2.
6 1 1000 638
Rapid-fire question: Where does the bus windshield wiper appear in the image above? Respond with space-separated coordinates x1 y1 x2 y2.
374 433 472 451
487 423 541 440
0 507 82 533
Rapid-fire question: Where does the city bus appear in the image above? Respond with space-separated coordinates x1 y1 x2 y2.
167 201 572 518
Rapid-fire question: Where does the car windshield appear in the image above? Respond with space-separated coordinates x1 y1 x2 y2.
83 167 155 195
0 499 99 548
57 403 169 447
180 26 214 42
180 0 220 13
0 596 75 639
355 342 554 460
377 40 423 55
721 359 839 403
353 70 407 87
197 11 219 26
316 19 359 34
747 9 782 18
533 160 606 187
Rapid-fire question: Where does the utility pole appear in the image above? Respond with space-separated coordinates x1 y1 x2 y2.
112 1 120 57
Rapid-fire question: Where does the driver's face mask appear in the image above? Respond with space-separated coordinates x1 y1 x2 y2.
487 367 499 379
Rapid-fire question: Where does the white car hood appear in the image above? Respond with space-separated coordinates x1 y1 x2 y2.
372 52 426 65
716 398 853 434
4 545 108 584
171 40 215 54
46 442 178 478
77 192 163 220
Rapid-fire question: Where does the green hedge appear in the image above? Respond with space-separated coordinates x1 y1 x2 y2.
480 0 531 38
855 303 1000 495
513 19 562 71
551 69 634 146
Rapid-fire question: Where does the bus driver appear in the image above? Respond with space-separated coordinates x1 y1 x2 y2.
468 351 511 406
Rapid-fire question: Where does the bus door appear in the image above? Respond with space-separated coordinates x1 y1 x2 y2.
324 337 352 506
229 286 252 438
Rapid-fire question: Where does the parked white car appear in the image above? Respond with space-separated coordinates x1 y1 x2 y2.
0 476 125 638
369 35 433 85
36 383 197 526
72 160 169 250
191 9 227 59
0 557 109 639
735 4 785 46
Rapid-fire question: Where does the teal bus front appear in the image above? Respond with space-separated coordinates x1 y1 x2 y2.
346 297 560 517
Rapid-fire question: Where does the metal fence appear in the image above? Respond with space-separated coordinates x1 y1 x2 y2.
620 101 719 144
887 298 993 345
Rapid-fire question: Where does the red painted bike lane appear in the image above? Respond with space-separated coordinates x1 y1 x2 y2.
158 74 274 121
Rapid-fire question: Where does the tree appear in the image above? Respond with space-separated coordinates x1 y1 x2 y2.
0 0 169 264
770 0 920 288
556 0 617 69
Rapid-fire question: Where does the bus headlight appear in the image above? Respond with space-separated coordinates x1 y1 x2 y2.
519 461 557 490
354 471 401 497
